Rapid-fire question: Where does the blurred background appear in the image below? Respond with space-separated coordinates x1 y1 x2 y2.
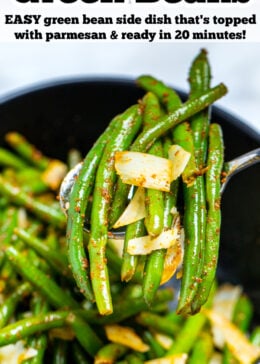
0 42 259 135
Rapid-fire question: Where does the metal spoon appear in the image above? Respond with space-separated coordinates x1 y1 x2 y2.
60 147 260 235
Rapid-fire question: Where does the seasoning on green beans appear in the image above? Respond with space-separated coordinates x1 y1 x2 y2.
0 50 257 364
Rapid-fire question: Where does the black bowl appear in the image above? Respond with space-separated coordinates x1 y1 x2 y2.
0 78 259 322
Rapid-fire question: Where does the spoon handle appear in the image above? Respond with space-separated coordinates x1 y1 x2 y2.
221 148 260 193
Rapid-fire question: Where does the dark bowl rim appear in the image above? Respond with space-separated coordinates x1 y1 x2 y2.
0 76 259 144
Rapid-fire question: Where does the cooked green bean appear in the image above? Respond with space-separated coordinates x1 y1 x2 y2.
0 281 31 328
189 49 211 166
14 227 70 278
67 106 140 305
143 331 165 358
136 75 182 113
76 288 174 325
0 310 69 347
191 123 224 313
0 176 65 228
110 83 227 224
166 311 207 355
0 55 255 364
121 218 145 282
189 49 211 315
251 327 260 346
223 294 254 364
5 246 79 309
189 332 213 364
66 111 122 303
22 295 49 364
0 147 28 169
5 132 50 170
173 122 201 315
126 354 144 364
136 311 179 337
143 93 164 237
89 105 142 314
69 314 103 356
95 343 128 364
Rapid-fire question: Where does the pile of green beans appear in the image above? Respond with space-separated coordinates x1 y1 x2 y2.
66 49 227 315
0 50 258 363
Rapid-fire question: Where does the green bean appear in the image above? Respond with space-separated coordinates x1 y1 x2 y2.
189 49 211 166
46 226 60 250
233 294 253 332
222 294 254 364
251 327 260 346
126 354 144 364
166 311 207 355
167 281 215 356
5 246 79 309
24 335 47 364
14 227 71 278
136 75 182 113
173 122 201 314
0 207 18 268
143 93 164 237
163 137 179 229
189 332 213 364
136 312 179 337
0 310 69 347
132 83 227 152
143 331 166 358
89 106 142 314
16 168 48 195
95 343 128 364
0 309 102 357
189 50 211 315
0 176 66 228
110 83 227 225
143 90 181 304
67 109 130 303
22 295 49 364
69 314 103 356
191 123 224 313
76 288 174 325
0 282 31 328
121 218 145 283
141 93 165 304
5 132 50 170
0 147 28 169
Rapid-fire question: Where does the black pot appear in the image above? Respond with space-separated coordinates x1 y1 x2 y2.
0 78 259 322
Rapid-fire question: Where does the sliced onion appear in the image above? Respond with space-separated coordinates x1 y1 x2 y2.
42 159 67 190
113 187 146 228
0 341 37 364
127 228 180 256
115 151 173 192
105 324 150 352
153 332 174 350
160 216 183 285
205 309 260 364
145 353 188 364
212 284 242 348
168 145 191 181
